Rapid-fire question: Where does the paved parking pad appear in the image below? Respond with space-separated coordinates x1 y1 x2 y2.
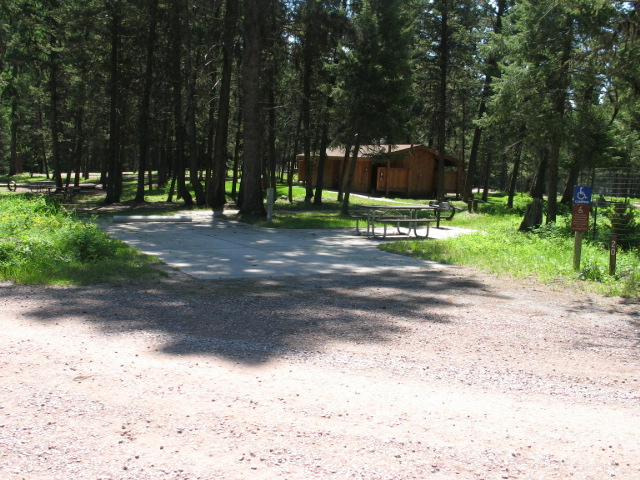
102 212 474 279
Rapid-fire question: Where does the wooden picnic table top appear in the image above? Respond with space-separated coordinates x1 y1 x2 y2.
360 204 438 211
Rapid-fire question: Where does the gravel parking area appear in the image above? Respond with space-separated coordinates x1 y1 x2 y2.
1 266 639 480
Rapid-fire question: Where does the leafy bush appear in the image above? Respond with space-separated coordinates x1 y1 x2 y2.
0 195 161 284
579 261 606 282
54 222 120 263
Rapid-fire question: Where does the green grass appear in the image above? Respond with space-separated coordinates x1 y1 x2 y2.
380 199 640 299
0 195 163 285
254 211 357 228
4 175 638 298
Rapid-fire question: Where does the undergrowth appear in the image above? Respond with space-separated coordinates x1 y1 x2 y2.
381 210 640 299
0 194 163 285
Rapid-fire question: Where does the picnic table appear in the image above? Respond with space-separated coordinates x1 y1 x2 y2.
28 181 57 193
352 202 460 239
353 204 438 239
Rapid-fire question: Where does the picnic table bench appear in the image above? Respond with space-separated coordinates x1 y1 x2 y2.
358 205 440 239
353 201 461 238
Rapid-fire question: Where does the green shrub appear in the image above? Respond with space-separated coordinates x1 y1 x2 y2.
0 195 161 284
54 222 119 263
579 261 606 282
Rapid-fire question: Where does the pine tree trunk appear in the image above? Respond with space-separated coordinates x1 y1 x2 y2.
267 83 277 190
73 105 84 187
288 108 303 203
184 0 205 206
231 94 242 200
560 156 581 205
531 148 548 199
135 0 159 203
546 16 573 223
340 135 360 216
209 0 237 208
507 126 526 208
482 147 492 202
170 0 193 206
238 0 265 217
519 198 543 231
313 123 329 205
10 92 20 176
336 143 351 202
37 107 50 178
105 5 121 204
49 43 63 190
9 64 21 176
435 2 448 200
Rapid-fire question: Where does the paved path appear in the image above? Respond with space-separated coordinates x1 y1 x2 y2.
102 211 474 280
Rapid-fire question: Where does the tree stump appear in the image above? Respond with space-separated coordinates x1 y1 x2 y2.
519 198 543 231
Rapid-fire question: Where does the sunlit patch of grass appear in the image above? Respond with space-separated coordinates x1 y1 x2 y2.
0 194 163 285
251 211 357 229
380 212 640 298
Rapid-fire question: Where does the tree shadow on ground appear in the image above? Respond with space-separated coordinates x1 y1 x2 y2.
2 269 505 364
564 296 640 350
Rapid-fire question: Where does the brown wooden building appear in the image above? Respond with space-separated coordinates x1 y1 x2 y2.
297 144 463 198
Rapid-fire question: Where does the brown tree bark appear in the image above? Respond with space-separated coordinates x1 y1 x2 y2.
184 0 205 205
546 16 573 223
507 126 526 209
336 143 351 202
519 198 543 231
105 4 122 204
231 91 242 200
435 2 448 201
340 135 360 215
135 0 159 203
72 102 84 188
313 123 329 205
170 0 193 206
238 0 266 217
49 40 64 190
209 0 237 208
9 65 21 176
481 145 493 202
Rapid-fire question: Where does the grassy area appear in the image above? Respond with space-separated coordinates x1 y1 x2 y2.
380 194 640 298
254 184 441 227
259 189 639 298
0 195 163 285
3 175 638 297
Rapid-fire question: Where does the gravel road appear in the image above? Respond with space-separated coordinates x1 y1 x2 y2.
1 265 639 480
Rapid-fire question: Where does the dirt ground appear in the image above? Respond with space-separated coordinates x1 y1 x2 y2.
1 265 639 480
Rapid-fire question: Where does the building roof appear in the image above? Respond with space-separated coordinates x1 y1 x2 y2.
298 144 461 167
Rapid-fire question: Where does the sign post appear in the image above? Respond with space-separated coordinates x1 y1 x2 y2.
609 235 618 276
573 231 583 271
572 186 592 270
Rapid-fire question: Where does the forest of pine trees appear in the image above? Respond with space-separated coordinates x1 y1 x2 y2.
1 0 638 217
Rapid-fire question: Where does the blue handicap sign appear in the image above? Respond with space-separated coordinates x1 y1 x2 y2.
573 185 592 205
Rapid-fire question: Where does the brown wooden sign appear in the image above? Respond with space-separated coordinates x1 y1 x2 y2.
571 204 591 232
610 235 618 275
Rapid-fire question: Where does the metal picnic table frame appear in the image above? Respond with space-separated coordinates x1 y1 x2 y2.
359 204 440 239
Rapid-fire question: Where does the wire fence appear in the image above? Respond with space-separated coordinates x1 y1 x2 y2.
591 167 640 250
